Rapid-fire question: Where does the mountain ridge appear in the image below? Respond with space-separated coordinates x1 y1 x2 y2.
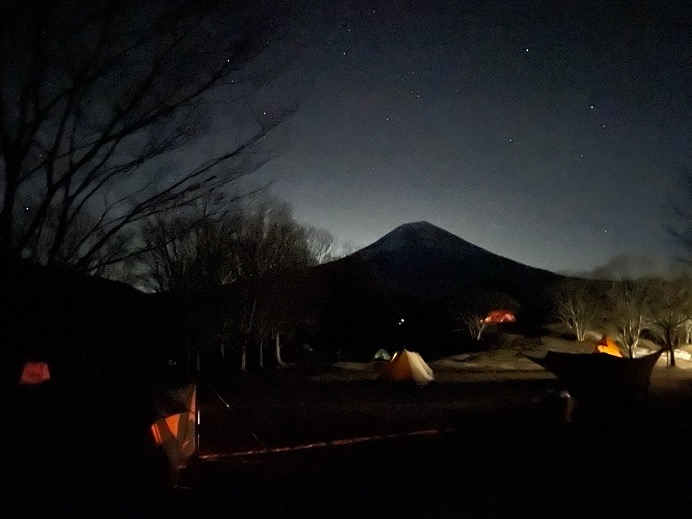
356 220 558 277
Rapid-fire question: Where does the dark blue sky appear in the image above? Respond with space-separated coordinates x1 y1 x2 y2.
241 1 692 273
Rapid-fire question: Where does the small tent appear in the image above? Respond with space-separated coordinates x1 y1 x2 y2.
373 349 391 361
382 349 434 385
19 362 51 385
483 310 516 324
150 384 197 470
594 336 623 357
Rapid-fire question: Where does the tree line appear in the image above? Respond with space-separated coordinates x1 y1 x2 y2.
553 276 692 366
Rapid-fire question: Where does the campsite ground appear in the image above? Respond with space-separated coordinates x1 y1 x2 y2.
177 337 692 518
7 335 692 518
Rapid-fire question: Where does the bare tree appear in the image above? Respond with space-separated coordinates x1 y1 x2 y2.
464 314 487 341
0 0 293 271
217 199 320 371
305 226 335 264
647 276 692 367
552 280 598 341
229 199 315 280
136 203 241 292
607 280 651 358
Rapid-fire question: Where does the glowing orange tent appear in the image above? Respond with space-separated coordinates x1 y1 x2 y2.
150 384 197 469
483 310 516 324
382 349 434 385
594 336 623 357
19 362 51 385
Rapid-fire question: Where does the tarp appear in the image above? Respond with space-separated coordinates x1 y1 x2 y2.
525 349 663 397
382 349 434 385
150 384 196 469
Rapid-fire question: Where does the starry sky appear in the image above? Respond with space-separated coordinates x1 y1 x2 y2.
230 0 692 274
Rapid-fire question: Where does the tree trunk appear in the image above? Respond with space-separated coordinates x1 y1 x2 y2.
476 323 485 341
576 323 584 342
240 344 247 373
259 339 264 368
668 328 676 367
0 159 19 257
275 332 284 366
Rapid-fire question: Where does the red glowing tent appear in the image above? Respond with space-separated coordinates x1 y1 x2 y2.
19 362 51 385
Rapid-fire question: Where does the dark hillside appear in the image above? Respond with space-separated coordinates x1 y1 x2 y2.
302 222 579 358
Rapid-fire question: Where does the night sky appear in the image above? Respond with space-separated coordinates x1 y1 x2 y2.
219 1 692 274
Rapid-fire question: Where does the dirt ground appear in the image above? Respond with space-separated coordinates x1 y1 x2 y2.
181 345 692 518
6 342 692 518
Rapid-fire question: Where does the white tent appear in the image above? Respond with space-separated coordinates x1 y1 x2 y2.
382 349 434 385
373 348 392 361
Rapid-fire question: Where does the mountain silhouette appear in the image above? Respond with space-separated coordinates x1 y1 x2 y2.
345 221 561 304
307 221 565 356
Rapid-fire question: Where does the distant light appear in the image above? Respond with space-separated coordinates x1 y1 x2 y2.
525 48 529 52
398 318 405 325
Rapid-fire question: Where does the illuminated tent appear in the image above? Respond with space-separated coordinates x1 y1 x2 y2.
19 362 51 385
382 349 434 385
594 336 623 357
483 310 516 324
150 384 197 470
373 349 391 361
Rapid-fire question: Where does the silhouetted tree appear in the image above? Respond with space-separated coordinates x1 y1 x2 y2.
552 279 598 341
464 314 487 341
305 226 335 264
135 198 242 292
607 280 651 358
0 0 292 271
647 276 692 366
218 199 322 371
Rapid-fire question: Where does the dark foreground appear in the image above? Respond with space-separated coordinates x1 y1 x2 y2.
5 372 692 518
185 404 692 518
